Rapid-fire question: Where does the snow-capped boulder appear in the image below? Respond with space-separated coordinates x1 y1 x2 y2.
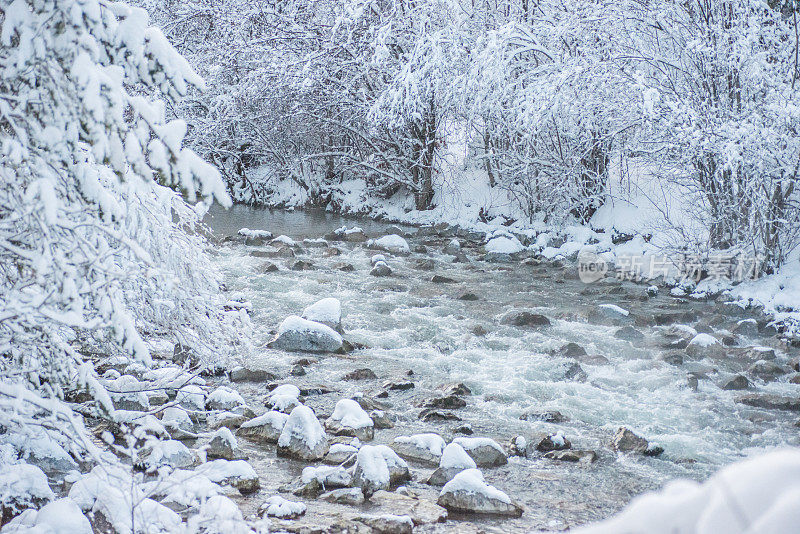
444 239 461 255
237 411 289 443
368 234 410 254
453 437 508 467
175 384 206 411
267 384 302 412
326 399 375 441
370 260 393 277
161 406 196 439
259 496 307 519
206 386 246 412
2 498 91 534
186 495 250 534
686 333 723 358
268 315 343 353
353 445 410 497
137 439 195 469
301 465 353 491
392 433 446 465
370 254 387 265
207 411 247 431
0 463 54 516
427 443 477 486
437 469 523 517
207 427 243 460
277 405 329 461
484 235 524 255
302 297 343 333
195 459 260 494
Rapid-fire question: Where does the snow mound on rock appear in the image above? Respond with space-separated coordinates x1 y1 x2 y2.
485 235 524 254
369 234 410 254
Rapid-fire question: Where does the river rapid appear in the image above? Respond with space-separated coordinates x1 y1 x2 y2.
203 204 800 532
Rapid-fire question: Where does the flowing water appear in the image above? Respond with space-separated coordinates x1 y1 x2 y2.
204 204 800 531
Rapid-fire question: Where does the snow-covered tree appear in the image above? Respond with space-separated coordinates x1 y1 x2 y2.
0 0 245 450
619 0 800 272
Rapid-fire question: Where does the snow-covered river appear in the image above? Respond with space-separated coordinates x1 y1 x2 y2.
205 204 800 531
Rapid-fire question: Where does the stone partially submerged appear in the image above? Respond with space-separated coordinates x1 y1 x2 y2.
268 315 343 353
353 445 411 497
427 442 477 486
437 469 523 517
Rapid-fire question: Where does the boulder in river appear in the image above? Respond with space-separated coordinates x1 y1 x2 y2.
720 374 750 391
367 235 410 254
736 394 800 411
302 297 343 334
426 443 476 486
353 444 411 497
500 310 551 327
370 261 393 277
452 437 508 467
237 411 288 443
544 449 598 463
437 469 523 517
343 368 377 381
268 315 343 353
206 427 243 460
393 433 446 465
355 514 413 534
685 333 723 358
610 427 663 456
326 399 375 441
277 405 329 461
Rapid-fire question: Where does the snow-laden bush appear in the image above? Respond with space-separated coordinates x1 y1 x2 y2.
0 0 248 523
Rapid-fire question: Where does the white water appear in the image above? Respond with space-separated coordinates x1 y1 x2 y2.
206 205 800 530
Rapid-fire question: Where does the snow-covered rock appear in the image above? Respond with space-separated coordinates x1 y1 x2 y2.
438 469 522 517
326 398 375 441
301 465 353 489
368 234 410 254
259 495 307 519
138 439 195 469
186 495 250 534
175 384 206 411
686 333 723 357
370 254 387 265
207 427 243 460
268 315 343 353
2 498 91 534
237 411 288 443
353 445 410 497
452 437 508 467
0 463 54 515
5 429 78 475
485 235 524 255
206 386 246 411
277 405 329 460
575 450 800 534
161 406 196 439
302 297 343 333
195 459 260 494
267 384 302 412
427 443 477 486
370 260 393 276
393 433 446 465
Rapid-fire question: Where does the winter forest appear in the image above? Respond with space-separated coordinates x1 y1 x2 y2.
2 0 800 532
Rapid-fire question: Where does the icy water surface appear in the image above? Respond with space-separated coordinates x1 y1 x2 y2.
204 205 800 532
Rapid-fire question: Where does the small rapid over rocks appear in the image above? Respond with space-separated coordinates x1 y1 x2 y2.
193 205 800 532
